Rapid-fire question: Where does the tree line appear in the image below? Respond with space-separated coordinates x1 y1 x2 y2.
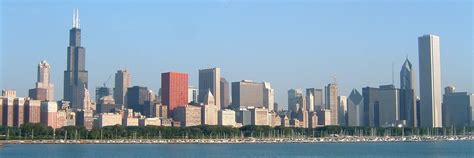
0 123 472 140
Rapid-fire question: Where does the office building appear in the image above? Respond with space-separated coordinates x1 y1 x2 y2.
161 72 188 116
199 68 221 109
173 105 201 127
126 86 150 114
114 69 131 106
218 109 236 126
338 96 347 126
64 9 88 109
442 87 473 127
188 86 198 104
418 34 442 128
263 82 275 111
220 78 230 108
363 87 380 127
232 80 265 109
96 86 112 103
29 60 54 101
40 101 58 129
288 89 303 112
98 113 122 128
347 89 364 126
400 58 417 127
378 85 400 127
250 107 269 126
325 83 338 125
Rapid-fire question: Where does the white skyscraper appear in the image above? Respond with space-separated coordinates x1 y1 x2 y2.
418 34 442 128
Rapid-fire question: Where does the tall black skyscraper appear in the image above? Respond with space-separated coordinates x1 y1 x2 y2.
64 9 88 109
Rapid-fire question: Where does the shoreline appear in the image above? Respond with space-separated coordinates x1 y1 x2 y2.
1 136 473 145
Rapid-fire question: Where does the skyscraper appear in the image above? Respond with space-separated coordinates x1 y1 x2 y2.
64 9 88 109
263 82 275 111
114 69 131 106
377 85 400 127
126 86 150 114
161 72 188 116
306 88 323 111
220 78 230 108
338 96 347 126
325 83 338 125
29 60 54 101
288 89 303 112
400 58 417 127
418 34 442 128
199 68 221 109
347 89 364 126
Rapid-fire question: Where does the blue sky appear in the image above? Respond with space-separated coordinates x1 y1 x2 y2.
1 0 472 108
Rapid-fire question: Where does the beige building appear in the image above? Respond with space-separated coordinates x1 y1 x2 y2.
98 113 122 127
123 117 139 126
317 109 332 126
173 105 202 127
218 109 236 127
25 99 41 124
30 61 55 101
250 107 268 126
139 117 161 126
2 89 17 98
114 69 131 106
280 115 290 127
13 98 26 127
201 90 218 125
268 112 281 127
40 101 58 128
325 83 338 125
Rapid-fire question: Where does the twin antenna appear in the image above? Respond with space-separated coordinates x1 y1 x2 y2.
72 9 80 28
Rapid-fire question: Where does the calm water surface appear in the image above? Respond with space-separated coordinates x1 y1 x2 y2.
1 141 473 158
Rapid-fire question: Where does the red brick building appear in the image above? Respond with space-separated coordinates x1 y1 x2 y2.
161 72 188 117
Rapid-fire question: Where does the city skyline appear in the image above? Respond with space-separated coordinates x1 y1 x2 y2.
1 1 473 109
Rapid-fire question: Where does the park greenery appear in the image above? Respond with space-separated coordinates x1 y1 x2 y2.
0 123 473 140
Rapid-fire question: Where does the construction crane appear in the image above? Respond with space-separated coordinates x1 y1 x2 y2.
103 73 114 87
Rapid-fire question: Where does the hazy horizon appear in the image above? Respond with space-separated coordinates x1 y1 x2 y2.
1 0 472 109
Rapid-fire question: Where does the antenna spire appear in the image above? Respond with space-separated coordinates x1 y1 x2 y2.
72 10 76 28
76 9 80 29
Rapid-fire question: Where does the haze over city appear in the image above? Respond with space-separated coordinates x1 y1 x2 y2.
1 0 472 109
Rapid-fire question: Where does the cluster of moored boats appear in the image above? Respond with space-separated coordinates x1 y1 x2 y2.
1 135 473 144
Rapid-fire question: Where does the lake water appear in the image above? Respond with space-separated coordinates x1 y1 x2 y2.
1 141 473 158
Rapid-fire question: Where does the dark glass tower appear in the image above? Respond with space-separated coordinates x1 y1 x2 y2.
64 9 88 109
